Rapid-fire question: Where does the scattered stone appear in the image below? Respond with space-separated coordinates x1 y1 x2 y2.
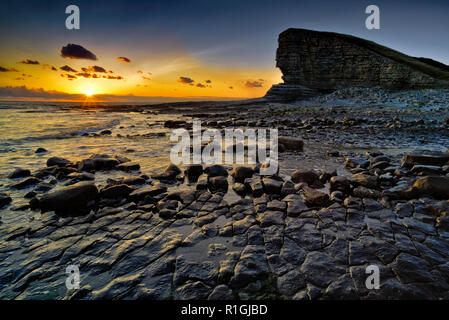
204 165 228 177
402 153 449 168
78 154 120 171
122 176 146 185
281 180 295 196
267 200 287 212
345 157 369 169
185 164 203 181
117 162 140 171
0 192 12 207
350 173 378 189
11 177 41 189
8 168 31 179
35 147 47 153
301 186 329 206
232 183 247 197
36 181 98 214
278 136 304 151
232 166 254 183
47 156 70 167
330 176 350 193
208 176 229 193
413 176 449 199
99 184 134 199
353 186 381 199
245 176 264 197
291 170 319 185
411 165 442 175
262 177 283 194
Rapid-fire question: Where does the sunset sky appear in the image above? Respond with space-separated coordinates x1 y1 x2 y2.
0 0 448 102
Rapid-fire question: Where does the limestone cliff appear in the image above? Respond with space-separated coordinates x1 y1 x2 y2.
265 28 449 101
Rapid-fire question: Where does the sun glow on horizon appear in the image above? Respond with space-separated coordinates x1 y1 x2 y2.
83 88 96 97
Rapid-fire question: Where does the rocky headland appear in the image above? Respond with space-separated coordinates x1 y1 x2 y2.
266 28 449 101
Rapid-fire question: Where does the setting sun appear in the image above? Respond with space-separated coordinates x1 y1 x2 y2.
83 88 96 97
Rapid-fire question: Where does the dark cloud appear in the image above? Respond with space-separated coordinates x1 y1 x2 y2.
137 70 143 74
0 66 18 72
105 75 124 80
60 65 77 72
14 77 25 81
42 64 57 71
20 59 39 65
178 76 194 84
205 80 211 83
60 44 97 60
76 72 92 78
61 74 77 80
196 83 206 88
117 57 131 63
229 86 234 89
0 86 84 99
82 65 107 73
142 75 151 81
73 71 123 80
245 80 264 88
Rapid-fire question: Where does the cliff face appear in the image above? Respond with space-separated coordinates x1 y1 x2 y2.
266 28 449 101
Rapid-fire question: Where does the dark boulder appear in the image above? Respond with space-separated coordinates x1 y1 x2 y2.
11 177 41 189
185 164 203 182
330 176 351 193
301 185 329 206
0 192 12 207
117 162 140 171
413 176 449 199
291 170 319 185
47 157 70 167
8 168 31 179
204 165 228 177
78 154 121 172
35 147 47 153
36 181 98 214
262 176 283 194
99 184 134 199
232 166 254 183
208 176 229 193
278 136 304 151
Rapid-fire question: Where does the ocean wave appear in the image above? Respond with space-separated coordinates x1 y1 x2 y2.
0 118 121 145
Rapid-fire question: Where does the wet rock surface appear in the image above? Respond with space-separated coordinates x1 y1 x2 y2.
1 147 449 300
2 99 449 300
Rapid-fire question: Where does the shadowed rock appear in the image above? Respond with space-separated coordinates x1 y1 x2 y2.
36 181 98 214
266 28 449 101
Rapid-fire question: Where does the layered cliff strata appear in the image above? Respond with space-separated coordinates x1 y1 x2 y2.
265 28 449 101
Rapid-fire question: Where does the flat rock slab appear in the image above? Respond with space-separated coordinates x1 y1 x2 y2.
1 185 449 300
